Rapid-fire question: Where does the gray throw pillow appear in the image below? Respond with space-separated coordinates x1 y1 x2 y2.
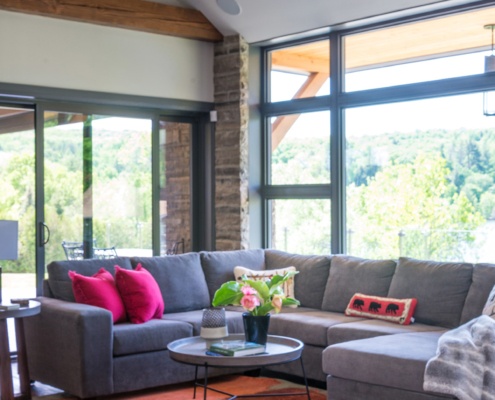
460 263 495 324
321 255 396 313
200 249 265 300
131 253 210 313
47 257 132 302
387 257 473 328
264 249 331 309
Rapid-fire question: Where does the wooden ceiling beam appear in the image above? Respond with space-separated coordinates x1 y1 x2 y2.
271 51 329 74
0 0 223 42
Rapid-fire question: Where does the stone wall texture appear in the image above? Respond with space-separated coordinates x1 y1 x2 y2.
214 35 249 250
161 121 191 254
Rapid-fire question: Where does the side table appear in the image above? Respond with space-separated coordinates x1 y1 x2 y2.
0 301 40 400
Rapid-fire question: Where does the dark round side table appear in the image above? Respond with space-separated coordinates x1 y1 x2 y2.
0 300 40 400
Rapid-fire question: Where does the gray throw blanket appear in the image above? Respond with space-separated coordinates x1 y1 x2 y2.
423 315 495 400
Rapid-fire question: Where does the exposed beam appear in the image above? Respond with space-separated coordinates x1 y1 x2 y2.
0 0 223 42
271 72 329 151
271 51 329 74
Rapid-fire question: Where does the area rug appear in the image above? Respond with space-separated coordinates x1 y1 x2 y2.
33 375 326 399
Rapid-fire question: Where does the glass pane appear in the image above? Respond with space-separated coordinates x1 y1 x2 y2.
159 120 191 255
345 6 495 91
92 116 152 257
346 93 495 262
44 113 152 262
0 106 36 300
270 199 331 255
44 112 84 262
269 40 330 102
271 110 330 184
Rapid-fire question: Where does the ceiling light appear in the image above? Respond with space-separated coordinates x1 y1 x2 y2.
483 24 495 116
216 0 241 16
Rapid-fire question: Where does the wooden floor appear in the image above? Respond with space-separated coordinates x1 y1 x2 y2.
11 360 64 398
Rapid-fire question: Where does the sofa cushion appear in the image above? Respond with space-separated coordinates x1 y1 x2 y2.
113 319 193 356
345 293 417 325
482 284 495 319
200 249 265 300
47 257 133 302
69 268 127 323
388 257 473 329
327 319 446 346
461 263 495 324
264 250 331 309
322 255 396 313
131 253 210 313
323 331 444 393
269 309 364 347
115 265 165 324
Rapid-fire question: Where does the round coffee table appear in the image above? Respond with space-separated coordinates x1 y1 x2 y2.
168 334 310 399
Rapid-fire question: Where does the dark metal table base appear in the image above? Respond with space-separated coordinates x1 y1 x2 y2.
193 358 311 400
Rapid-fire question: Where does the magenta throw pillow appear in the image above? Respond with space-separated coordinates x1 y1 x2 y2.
115 264 165 324
69 268 127 323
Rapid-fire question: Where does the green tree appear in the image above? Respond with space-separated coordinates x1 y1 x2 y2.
347 154 484 260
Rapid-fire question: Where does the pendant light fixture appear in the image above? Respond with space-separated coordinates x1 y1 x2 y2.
483 24 495 116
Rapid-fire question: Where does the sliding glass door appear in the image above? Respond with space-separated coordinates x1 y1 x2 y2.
0 102 202 303
43 111 153 264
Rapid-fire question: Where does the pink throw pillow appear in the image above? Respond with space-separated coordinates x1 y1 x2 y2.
115 264 165 324
69 268 127 323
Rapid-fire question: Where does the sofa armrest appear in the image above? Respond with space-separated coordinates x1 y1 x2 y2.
24 296 114 398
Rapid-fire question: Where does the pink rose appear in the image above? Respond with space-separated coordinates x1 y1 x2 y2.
241 294 260 311
241 285 257 296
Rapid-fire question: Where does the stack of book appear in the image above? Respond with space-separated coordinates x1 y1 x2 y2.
208 340 265 357
0 303 20 311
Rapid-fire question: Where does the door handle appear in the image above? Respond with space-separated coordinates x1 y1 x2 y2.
39 222 50 246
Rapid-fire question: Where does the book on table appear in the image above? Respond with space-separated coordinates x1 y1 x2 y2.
0 303 20 311
209 340 265 356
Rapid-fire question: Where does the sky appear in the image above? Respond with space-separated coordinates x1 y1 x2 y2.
271 49 495 138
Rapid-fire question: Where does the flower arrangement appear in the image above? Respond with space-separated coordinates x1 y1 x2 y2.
212 271 300 316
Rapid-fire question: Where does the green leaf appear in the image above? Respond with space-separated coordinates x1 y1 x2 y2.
268 271 299 290
282 297 300 307
212 281 243 306
254 302 274 316
246 279 270 301
267 274 284 289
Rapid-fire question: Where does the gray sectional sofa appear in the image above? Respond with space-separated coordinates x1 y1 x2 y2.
23 249 495 399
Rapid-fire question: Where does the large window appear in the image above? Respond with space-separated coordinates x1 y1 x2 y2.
345 7 495 92
260 4 495 262
346 94 495 262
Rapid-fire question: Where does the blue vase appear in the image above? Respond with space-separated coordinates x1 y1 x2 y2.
242 312 270 345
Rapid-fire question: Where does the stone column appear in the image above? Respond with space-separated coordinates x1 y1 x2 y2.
214 35 249 250
161 121 191 254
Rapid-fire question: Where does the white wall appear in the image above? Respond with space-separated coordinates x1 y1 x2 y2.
0 10 214 102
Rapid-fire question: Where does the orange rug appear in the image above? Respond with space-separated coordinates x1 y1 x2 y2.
34 375 326 400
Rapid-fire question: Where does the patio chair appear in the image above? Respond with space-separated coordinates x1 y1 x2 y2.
93 247 118 259
61 241 84 260
62 241 117 260
166 239 185 255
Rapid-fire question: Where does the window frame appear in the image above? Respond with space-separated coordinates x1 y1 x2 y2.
259 2 495 255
